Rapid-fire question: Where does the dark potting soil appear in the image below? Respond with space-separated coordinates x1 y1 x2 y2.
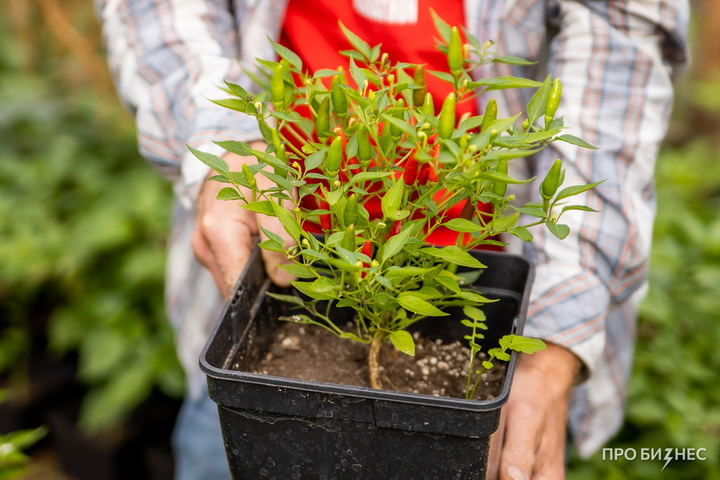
253 321 505 401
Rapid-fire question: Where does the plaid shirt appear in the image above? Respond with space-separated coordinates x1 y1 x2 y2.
97 0 688 457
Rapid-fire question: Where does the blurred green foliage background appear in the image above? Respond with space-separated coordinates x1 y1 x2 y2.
0 0 718 478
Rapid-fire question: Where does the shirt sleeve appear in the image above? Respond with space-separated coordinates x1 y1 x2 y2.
95 0 271 205
519 0 689 375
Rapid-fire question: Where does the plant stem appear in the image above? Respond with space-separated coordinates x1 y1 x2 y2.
368 331 384 389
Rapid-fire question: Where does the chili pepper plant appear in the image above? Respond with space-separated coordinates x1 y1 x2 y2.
191 14 599 399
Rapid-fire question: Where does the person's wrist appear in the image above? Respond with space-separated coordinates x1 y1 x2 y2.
518 342 582 394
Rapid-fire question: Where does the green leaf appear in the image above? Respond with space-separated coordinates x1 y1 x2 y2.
187 146 229 176
385 266 433 280
338 22 372 59
223 81 249 98
383 116 417 141
349 171 394 184
381 180 404 220
267 36 303 70
434 271 461 294
482 360 494 370
348 57 368 91
492 55 537 66
259 238 284 252
422 246 487 269
397 293 449 317
503 334 547 354
304 151 324 171
209 97 249 112
381 227 412 263
427 70 456 85
560 205 599 214
554 180 605 201
443 218 484 233
266 292 306 307
278 263 318 279
546 221 570 239
477 170 533 185
456 290 495 304
556 134 598 149
467 77 543 90
389 330 416 356
271 201 302 242
509 226 534 242
216 187 242 201
489 212 520 232
214 140 254 157
242 200 276 216
512 206 547 218
526 74 552 125
463 305 486 322
430 8 451 43
292 279 337 300
314 68 343 78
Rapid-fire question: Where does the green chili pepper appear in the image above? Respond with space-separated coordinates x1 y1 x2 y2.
242 164 256 189
540 158 563 199
413 66 427 108
344 193 358 226
325 135 343 177
544 78 562 127
316 97 330 140
438 92 456 139
448 26 463 79
389 98 405 140
270 64 285 110
422 92 435 117
270 128 287 161
482 98 497 130
493 159 508 197
342 224 356 251
357 124 372 165
331 75 348 117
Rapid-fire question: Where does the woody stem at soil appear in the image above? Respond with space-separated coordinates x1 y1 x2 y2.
368 331 384 389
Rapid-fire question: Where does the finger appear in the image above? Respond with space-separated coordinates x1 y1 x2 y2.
498 397 542 480
254 165 298 287
532 426 567 480
486 407 507 480
190 226 225 293
498 366 545 480
530 396 569 480
205 206 258 297
256 208 297 287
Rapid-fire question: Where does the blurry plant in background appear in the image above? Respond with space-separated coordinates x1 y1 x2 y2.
0 0 183 437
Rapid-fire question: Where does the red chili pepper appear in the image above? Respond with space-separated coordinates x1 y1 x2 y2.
361 240 373 258
318 198 332 231
389 220 402 238
417 163 430 185
427 164 438 183
403 156 419 185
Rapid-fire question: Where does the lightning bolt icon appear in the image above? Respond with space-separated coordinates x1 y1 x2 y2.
661 448 674 471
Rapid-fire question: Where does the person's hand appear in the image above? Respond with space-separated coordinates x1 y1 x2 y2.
191 141 295 298
487 343 581 480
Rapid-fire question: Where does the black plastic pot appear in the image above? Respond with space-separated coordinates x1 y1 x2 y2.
200 245 534 479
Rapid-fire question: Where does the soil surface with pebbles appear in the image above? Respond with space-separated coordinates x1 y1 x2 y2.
254 321 506 400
